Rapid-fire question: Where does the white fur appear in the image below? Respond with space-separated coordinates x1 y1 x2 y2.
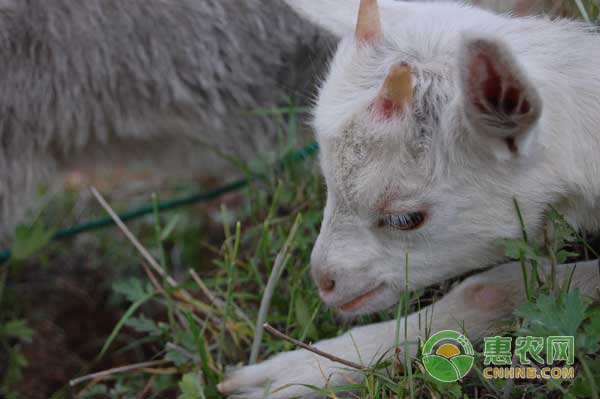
309 0 600 314
221 1 600 397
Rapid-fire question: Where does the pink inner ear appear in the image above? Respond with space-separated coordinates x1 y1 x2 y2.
470 53 502 113
469 51 530 117
503 87 520 114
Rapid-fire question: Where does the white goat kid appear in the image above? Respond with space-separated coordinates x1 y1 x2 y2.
219 0 600 397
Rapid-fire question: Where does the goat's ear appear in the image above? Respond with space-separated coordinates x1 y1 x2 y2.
459 35 542 157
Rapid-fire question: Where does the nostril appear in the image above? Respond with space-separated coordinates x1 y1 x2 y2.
319 277 336 293
312 265 336 294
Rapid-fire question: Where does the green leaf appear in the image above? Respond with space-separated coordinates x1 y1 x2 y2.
179 373 205 399
498 239 539 261
515 290 589 337
577 307 600 354
125 315 165 336
11 221 55 261
112 278 154 303
110 381 134 396
2 347 28 388
556 250 579 264
166 347 191 367
2 319 34 343
82 384 109 398
416 371 464 397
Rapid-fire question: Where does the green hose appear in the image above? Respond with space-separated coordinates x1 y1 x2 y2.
0 142 319 265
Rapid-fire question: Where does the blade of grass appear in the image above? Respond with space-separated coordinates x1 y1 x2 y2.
159 214 181 242
262 380 273 399
575 0 593 22
299 301 321 343
403 252 414 399
97 291 158 359
186 313 217 386
152 193 175 330
0 267 6 309
218 219 241 365
152 193 169 273
253 181 284 290
514 198 534 300
249 213 302 364
562 264 578 293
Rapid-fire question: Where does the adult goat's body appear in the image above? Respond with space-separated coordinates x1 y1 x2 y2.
0 0 334 236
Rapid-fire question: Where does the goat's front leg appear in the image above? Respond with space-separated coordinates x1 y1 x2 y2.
219 261 599 399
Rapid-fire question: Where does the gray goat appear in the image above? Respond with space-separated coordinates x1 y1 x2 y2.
0 0 334 237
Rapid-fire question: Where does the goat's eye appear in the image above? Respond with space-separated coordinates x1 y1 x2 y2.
377 211 426 231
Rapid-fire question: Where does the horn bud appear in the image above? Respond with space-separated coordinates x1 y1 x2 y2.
356 0 382 43
376 64 413 118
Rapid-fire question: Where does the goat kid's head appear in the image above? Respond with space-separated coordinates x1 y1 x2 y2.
293 0 553 315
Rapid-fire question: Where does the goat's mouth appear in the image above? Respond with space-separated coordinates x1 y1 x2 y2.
338 283 385 312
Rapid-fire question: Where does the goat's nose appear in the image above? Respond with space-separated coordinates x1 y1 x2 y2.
314 269 336 294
